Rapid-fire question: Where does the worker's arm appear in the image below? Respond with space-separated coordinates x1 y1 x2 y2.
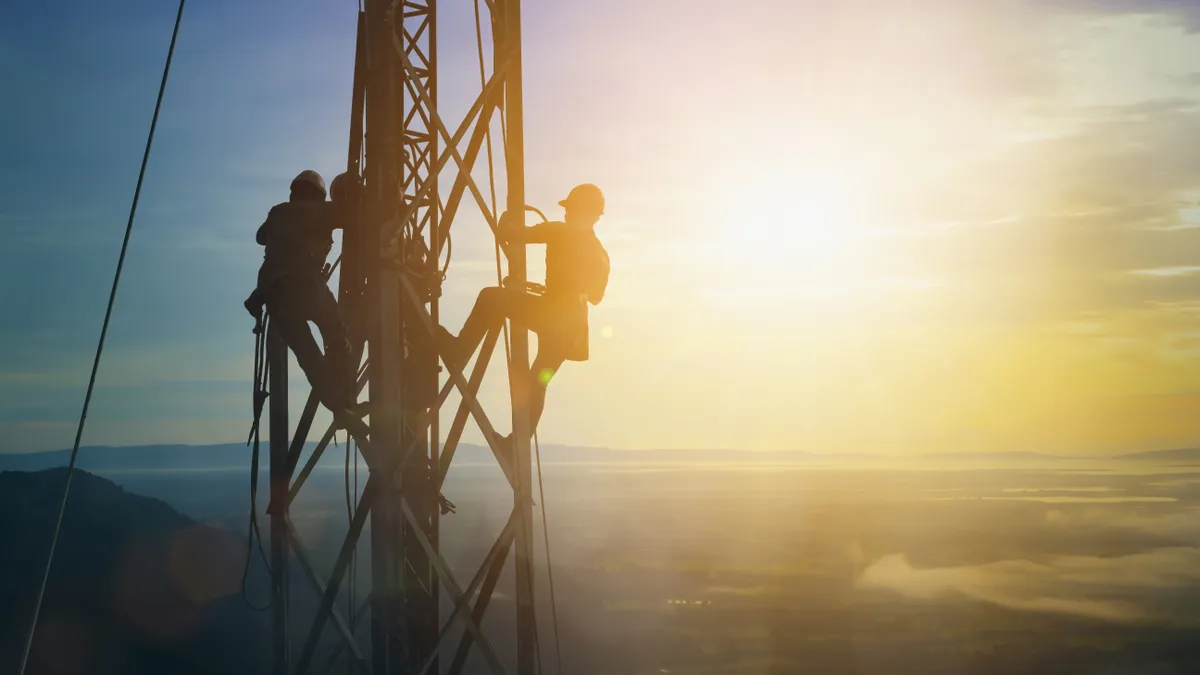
498 211 565 245
328 200 352 232
256 206 282 245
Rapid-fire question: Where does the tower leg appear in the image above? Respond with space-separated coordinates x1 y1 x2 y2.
267 324 290 675
498 1 537 673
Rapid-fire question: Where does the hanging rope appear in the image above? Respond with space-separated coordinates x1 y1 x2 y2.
475 0 512 368
533 433 563 675
341 429 359 675
16 2 187 673
241 314 273 611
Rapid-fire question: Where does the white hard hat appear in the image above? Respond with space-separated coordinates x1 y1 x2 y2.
291 170 327 197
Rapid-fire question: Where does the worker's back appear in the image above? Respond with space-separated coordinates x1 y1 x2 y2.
256 200 339 287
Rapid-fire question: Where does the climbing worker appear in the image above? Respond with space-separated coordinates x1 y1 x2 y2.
245 169 363 416
437 183 610 455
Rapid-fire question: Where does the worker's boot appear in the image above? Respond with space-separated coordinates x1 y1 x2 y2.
326 372 370 437
435 325 464 369
488 431 515 467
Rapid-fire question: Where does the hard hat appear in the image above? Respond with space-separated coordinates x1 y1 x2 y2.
558 183 604 215
291 170 327 198
329 172 360 202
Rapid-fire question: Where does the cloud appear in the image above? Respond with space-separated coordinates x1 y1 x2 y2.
857 547 1200 623
1130 266 1200 277
1047 0 1200 29
862 93 1200 332
1045 506 1200 545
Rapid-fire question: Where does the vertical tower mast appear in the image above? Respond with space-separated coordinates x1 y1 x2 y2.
496 0 537 672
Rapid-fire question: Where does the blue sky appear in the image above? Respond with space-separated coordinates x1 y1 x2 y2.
0 0 617 452
1 1 361 450
4 0 1200 455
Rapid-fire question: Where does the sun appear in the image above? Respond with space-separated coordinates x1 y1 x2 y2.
721 171 868 279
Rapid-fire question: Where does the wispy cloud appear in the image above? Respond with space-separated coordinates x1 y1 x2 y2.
857 547 1200 623
1130 266 1200 277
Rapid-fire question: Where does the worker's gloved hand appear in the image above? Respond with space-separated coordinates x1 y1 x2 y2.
496 212 524 259
497 210 521 236
244 292 262 320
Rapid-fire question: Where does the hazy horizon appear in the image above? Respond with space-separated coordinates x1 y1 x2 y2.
7 436 1196 458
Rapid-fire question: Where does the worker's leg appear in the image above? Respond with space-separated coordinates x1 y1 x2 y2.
452 286 509 358
490 349 566 460
274 278 352 411
270 283 331 404
528 350 566 432
305 278 356 407
308 280 350 355
441 286 547 363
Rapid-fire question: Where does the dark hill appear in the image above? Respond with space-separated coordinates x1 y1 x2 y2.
0 468 268 675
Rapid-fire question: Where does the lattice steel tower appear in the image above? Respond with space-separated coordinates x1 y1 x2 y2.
261 1 539 673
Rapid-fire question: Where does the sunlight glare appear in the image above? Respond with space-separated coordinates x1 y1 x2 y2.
719 171 869 285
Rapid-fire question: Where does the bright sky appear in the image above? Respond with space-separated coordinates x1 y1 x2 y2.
2 0 1198 455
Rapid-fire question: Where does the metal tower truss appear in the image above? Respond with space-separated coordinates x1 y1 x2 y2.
262 1 537 674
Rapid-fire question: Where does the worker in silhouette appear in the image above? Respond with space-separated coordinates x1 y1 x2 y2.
437 183 610 455
245 169 363 415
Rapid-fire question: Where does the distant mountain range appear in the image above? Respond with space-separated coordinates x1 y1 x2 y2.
925 448 1200 462
0 443 1197 474
0 468 267 674
1113 447 1200 462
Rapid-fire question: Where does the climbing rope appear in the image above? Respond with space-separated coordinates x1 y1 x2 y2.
343 428 360 675
533 433 563 675
241 313 273 612
16 2 187 673
472 1 562 672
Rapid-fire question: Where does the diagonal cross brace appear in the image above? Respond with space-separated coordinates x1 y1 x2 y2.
300 421 514 675
276 362 371 512
285 516 372 673
399 500 511 675
417 507 518 675
398 273 519 488
317 596 372 673
319 515 512 675
293 475 377 675
437 327 500 486
293 323 500 511
387 21 505 243
285 392 321 478
380 57 512 250
329 58 509 278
